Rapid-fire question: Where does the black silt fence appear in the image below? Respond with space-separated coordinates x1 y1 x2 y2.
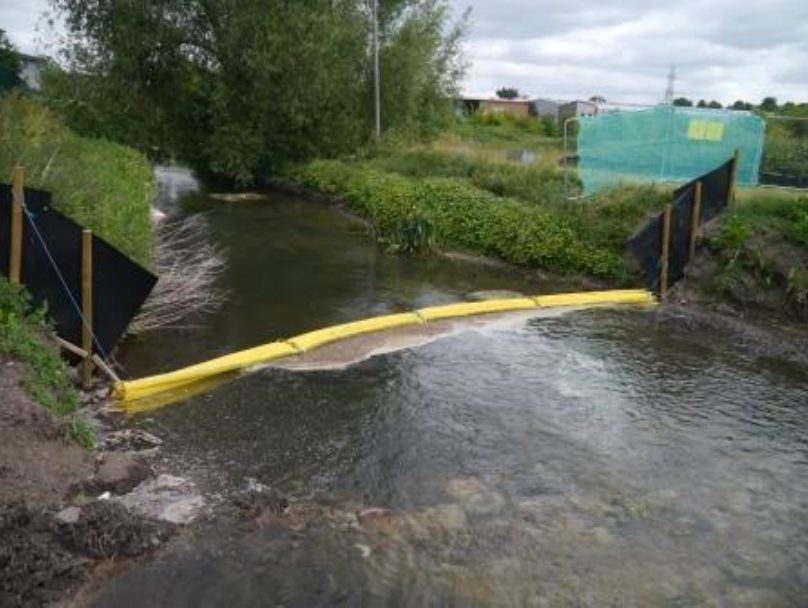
626 157 734 292
0 184 157 355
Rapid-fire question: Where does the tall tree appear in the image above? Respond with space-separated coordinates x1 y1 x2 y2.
731 100 753 111
673 97 693 107
47 0 467 182
0 29 21 89
496 87 520 100
760 96 778 112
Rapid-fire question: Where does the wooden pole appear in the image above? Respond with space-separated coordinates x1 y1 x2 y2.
10 167 24 284
659 203 672 298
81 230 94 389
688 181 703 263
727 148 740 206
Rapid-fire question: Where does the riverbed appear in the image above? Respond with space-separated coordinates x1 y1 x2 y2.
99 167 808 606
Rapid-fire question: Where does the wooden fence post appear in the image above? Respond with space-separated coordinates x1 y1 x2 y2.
659 203 672 298
81 230 94 389
688 181 703 263
727 148 740 206
10 167 25 284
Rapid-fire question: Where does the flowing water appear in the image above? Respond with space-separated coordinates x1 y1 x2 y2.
98 167 808 606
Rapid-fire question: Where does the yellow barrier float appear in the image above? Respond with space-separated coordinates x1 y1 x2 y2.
416 297 537 321
114 289 655 408
287 313 423 352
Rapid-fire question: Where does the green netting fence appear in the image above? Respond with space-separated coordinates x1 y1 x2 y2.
577 106 765 195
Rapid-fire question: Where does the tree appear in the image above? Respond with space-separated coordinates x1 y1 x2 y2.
760 96 778 112
673 97 693 107
697 99 707 108
708 100 722 109
589 95 606 103
731 100 753 111
47 0 467 182
496 87 520 100
0 29 21 90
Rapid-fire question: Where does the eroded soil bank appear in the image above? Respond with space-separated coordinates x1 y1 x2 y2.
0 361 176 606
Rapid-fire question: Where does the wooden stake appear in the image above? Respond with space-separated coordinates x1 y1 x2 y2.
659 203 672 298
688 181 703 263
727 148 740 206
81 230 94 389
10 167 24 284
56 337 120 384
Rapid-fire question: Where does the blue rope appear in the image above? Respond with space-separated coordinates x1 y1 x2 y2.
21 197 112 362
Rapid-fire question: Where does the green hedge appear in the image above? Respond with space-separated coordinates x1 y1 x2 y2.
290 159 631 278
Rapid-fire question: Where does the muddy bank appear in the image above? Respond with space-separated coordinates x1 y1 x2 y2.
677 241 807 326
0 360 184 606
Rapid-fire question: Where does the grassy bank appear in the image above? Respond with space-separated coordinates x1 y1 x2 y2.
706 190 808 318
0 93 154 265
0 92 155 448
0 278 93 448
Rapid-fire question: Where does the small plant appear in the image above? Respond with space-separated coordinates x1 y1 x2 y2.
388 214 434 254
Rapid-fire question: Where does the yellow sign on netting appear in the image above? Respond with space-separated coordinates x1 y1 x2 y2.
687 120 725 142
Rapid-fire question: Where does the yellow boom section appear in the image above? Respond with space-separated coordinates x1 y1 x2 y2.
114 289 655 407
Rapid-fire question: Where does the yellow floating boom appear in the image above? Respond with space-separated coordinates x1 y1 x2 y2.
114 289 655 407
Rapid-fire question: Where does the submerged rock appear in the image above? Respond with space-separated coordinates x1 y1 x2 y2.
117 474 206 525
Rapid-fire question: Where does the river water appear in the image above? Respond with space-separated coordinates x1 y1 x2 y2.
99 167 808 606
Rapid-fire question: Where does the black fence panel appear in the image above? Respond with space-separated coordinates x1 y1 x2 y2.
626 158 734 292
0 184 157 355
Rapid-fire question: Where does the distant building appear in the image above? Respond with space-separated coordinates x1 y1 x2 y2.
18 53 46 91
458 96 532 118
529 98 563 119
558 100 599 123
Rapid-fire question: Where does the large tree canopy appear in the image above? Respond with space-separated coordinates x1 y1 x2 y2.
47 0 467 182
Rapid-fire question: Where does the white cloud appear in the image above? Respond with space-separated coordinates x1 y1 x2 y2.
2 0 806 105
0 0 51 54
451 0 808 105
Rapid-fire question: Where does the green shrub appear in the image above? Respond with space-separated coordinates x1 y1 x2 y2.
293 160 627 278
762 137 808 177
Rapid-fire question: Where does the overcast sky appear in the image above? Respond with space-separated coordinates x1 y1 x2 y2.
2 0 806 105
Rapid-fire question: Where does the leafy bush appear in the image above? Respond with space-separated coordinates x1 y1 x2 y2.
0 93 154 265
292 160 630 278
762 137 808 177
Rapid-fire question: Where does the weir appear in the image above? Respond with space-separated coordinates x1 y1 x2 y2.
114 289 656 409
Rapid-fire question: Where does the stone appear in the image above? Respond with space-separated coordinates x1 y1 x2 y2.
116 474 206 525
54 506 81 524
93 453 152 495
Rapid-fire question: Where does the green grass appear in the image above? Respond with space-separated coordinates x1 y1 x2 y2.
0 278 94 450
0 92 154 266
710 191 808 310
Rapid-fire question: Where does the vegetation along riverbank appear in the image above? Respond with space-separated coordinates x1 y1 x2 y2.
282 114 808 324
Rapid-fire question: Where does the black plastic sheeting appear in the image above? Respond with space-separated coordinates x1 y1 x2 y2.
626 157 734 292
0 184 157 356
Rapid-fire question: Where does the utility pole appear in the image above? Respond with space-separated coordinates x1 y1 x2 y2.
663 64 676 105
372 0 381 141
